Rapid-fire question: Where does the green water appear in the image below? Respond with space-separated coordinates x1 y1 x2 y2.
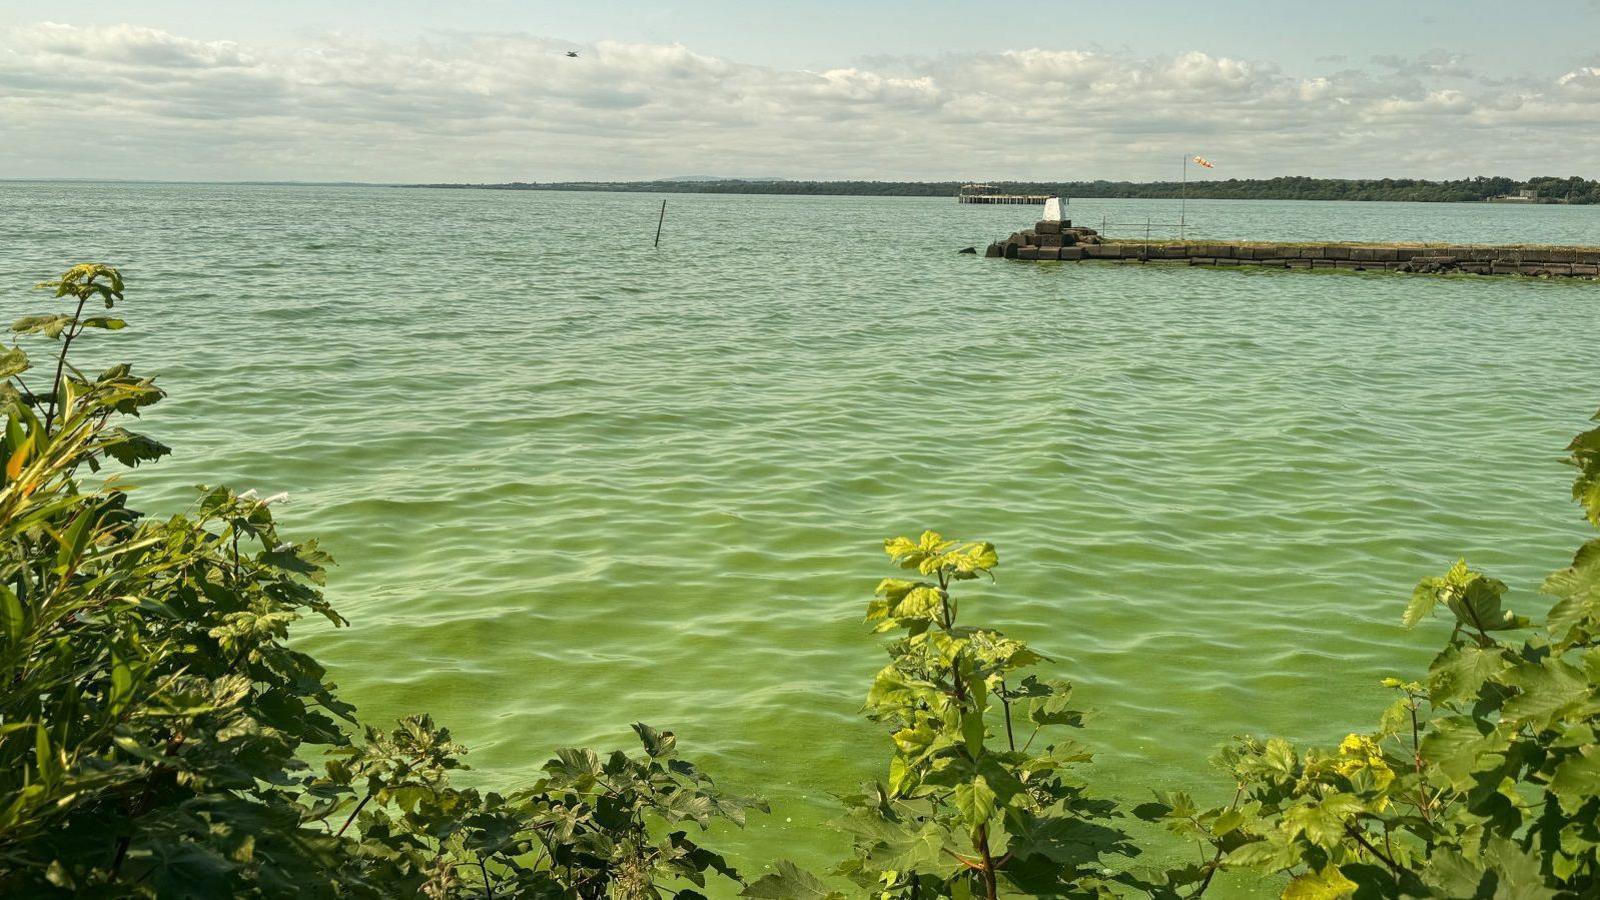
4 182 1597 893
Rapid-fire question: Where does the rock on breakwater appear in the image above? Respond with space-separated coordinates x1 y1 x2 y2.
984 221 1600 279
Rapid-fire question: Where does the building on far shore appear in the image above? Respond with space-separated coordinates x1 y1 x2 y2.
957 183 1051 204
1488 188 1541 203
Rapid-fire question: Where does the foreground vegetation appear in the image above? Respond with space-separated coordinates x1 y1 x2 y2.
4 265 1599 897
411 176 1600 204
0 266 760 898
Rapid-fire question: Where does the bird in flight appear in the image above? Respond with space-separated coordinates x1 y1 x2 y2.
565 51 579 58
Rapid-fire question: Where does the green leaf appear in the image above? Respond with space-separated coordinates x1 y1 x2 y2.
1024 678 1081 727
0 583 25 644
1410 560 1524 632
1567 413 1600 526
887 753 917 796
12 314 75 339
741 861 845 899
961 710 986 755
1211 807 1247 837
1403 579 1440 627
109 649 134 718
893 586 945 621
34 726 59 786
1420 716 1509 787
1500 657 1591 726
867 666 941 712
1283 865 1357 900
891 721 937 758
1262 737 1298 776
44 859 74 889
1484 837 1557 900
1422 848 1489 898
947 542 998 578
1548 749 1600 815
54 507 95 571
1544 538 1600 646
953 774 997 830
1004 810 1132 864
1282 794 1364 847
835 808 951 875
1225 833 1300 871
632 722 677 758
79 316 126 330
1427 644 1507 705
100 427 172 467
0 346 28 380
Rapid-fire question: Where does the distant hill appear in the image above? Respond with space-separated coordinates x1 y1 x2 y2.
404 176 1600 204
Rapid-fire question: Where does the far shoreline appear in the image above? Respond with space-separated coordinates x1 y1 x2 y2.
4 176 1597 205
399 176 1600 205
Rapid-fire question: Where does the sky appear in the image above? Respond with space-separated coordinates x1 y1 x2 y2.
3 0 1600 182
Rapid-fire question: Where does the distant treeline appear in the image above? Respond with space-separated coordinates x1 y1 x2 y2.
409 175 1600 204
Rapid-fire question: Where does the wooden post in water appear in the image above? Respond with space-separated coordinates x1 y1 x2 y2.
654 200 667 249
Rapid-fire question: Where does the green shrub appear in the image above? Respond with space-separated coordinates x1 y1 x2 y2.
747 421 1600 897
837 533 1132 898
0 265 758 898
1134 408 1600 898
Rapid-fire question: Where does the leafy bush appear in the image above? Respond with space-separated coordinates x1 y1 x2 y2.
747 534 1135 900
0 265 758 898
748 411 1600 897
1135 413 1600 899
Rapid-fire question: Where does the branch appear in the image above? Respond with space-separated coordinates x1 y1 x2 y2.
1345 823 1412 880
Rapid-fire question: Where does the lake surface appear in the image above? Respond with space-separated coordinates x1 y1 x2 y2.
4 183 1597 893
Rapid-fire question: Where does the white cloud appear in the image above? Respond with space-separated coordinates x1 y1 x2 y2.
18 21 250 68
0 22 1596 181
1557 66 1600 90
1371 89 1473 117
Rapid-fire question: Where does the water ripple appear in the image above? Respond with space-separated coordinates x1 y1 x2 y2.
2 183 1596 892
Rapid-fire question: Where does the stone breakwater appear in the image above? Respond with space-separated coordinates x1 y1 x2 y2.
985 220 1600 278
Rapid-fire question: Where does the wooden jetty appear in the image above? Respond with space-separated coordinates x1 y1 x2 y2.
985 219 1600 279
958 184 1051 205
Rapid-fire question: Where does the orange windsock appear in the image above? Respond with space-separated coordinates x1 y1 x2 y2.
1193 156 1215 169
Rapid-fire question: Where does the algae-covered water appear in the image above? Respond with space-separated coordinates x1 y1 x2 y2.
3 182 1597 892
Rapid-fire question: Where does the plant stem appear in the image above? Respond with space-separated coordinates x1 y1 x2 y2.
1345 823 1411 880
1408 698 1433 823
478 857 494 899
43 295 88 434
1188 784 1244 898
937 572 971 708
975 826 999 900
999 679 1016 752
110 731 187 878
336 794 372 837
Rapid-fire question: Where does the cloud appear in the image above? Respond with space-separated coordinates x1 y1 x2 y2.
1 22 1596 181
17 21 250 68
1557 66 1600 90
1371 51 1474 80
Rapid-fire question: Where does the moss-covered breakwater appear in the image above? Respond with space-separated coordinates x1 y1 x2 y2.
985 220 1600 278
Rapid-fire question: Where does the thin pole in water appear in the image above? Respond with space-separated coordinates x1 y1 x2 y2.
654 200 667 248
1180 154 1187 241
